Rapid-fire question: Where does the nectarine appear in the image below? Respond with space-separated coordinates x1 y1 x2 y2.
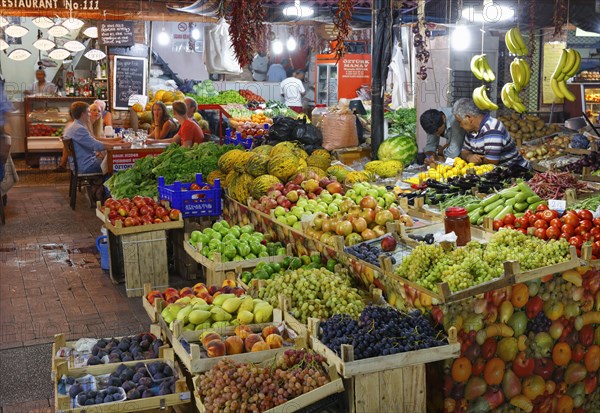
222 279 236 288
202 332 222 348
206 340 226 357
225 336 244 355
245 334 264 352
235 325 253 340
251 341 271 352
262 325 278 339
265 334 283 349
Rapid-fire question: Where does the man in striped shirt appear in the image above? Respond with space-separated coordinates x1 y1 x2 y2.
452 98 530 170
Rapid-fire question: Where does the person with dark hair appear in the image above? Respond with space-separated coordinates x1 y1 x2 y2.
24 69 57 96
149 101 178 140
184 97 199 126
452 98 530 169
280 70 306 114
147 101 204 147
420 108 466 165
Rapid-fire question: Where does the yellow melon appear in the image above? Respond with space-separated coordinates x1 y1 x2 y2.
154 90 165 101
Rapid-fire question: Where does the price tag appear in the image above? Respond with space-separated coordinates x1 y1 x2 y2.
128 94 148 107
444 157 455 166
548 199 566 212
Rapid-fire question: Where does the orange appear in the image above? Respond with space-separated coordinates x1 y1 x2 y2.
451 357 472 383
556 394 574 413
584 345 600 372
552 342 572 367
483 357 505 386
511 283 529 308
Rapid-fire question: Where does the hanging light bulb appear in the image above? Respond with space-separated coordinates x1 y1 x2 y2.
286 36 297 51
62 18 84 30
64 40 86 52
48 25 69 38
49 48 71 60
283 0 314 17
7 48 32 61
5 25 29 38
191 28 201 40
33 38 56 51
83 26 98 38
272 39 283 55
0 39 8 51
158 27 170 46
84 49 106 61
32 17 55 29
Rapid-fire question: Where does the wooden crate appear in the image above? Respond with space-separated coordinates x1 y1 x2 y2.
331 146 372 165
182 234 286 287
51 325 168 378
192 358 344 413
96 206 184 236
170 308 308 374
54 348 191 413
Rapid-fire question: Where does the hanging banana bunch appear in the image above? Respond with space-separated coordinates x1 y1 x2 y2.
505 27 529 56
510 58 531 91
470 54 496 82
501 82 527 114
473 86 499 111
549 48 581 102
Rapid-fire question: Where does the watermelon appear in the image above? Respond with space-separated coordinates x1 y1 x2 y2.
377 135 417 165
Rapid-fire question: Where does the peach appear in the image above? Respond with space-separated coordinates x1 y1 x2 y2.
222 279 236 288
235 325 253 340
231 287 245 297
164 287 179 299
208 285 219 295
146 291 164 305
179 287 194 297
251 341 271 352
244 334 264 352
206 340 226 357
198 291 213 304
265 334 283 349
202 332 222 348
192 282 208 295
225 336 244 355
262 326 279 339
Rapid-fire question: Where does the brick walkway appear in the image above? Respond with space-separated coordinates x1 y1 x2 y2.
0 184 151 412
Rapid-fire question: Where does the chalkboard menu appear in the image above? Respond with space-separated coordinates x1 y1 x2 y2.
113 56 147 110
98 21 135 47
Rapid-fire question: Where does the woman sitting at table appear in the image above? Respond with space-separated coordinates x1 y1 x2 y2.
150 101 178 140
147 101 204 147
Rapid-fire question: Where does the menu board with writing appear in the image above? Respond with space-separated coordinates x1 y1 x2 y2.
542 41 567 104
98 21 135 47
113 56 147 110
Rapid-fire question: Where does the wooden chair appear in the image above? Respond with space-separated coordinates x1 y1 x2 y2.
62 138 104 210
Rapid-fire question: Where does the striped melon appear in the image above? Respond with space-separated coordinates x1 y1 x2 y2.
307 150 331 171
231 173 254 203
270 141 296 157
233 151 253 173
297 166 327 179
296 158 308 171
218 149 246 174
268 154 299 182
252 145 273 156
377 135 418 165
245 153 270 177
249 175 281 200
206 170 226 185
292 147 308 160
224 170 238 189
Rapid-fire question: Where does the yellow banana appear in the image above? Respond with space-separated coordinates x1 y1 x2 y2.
505 29 518 55
501 83 514 109
552 49 568 80
512 27 529 55
519 59 531 88
473 86 498 111
507 84 526 113
557 80 576 101
481 56 496 82
481 87 498 110
566 49 581 78
470 54 484 80
562 49 577 78
551 78 565 99
510 60 523 91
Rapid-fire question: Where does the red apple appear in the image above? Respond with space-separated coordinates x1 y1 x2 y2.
359 196 378 210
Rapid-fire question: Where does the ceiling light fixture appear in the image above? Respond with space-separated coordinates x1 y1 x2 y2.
48 48 71 60
158 27 170 46
5 24 29 38
451 24 471 51
283 0 314 18
83 26 98 38
7 48 32 61
64 40 86 52
0 39 8 51
272 39 283 55
84 49 106 61
461 1 515 23
62 18 84 30
48 25 69 38
286 36 297 51
191 28 201 40
33 38 56 51
32 17 55 29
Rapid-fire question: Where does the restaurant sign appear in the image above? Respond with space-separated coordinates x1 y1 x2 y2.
0 0 99 10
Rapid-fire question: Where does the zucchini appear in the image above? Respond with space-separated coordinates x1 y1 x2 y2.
479 194 501 208
469 209 483 224
514 202 529 212
526 195 542 204
487 204 505 218
494 205 514 221
506 198 518 207
517 182 537 198
514 192 528 203
477 216 484 226
484 199 505 213
465 203 482 212
498 187 521 198
528 200 548 211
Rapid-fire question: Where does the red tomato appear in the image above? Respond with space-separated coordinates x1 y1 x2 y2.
529 215 538 226
515 217 529 229
577 209 593 221
569 235 584 248
517 228 528 235
561 223 576 237
563 212 580 227
575 225 588 236
503 214 516 226
542 210 555 222
590 227 600 239
560 233 570 240
594 241 600 256
535 211 546 221
534 219 549 229
550 218 563 229
583 232 593 241
580 219 593 232
535 228 548 240
536 204 549 212
493 220 504 231
523 210 533 218
593 217 600 227
546 226 561 240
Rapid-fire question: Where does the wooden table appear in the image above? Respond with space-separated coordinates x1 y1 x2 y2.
106 145 167 172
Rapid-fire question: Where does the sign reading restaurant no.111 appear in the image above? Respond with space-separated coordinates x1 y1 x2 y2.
0 0 99 10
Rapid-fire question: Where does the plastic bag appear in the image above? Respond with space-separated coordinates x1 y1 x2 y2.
204 19 242 75
267 116 298 143
293 119 322 146
321 112 358 150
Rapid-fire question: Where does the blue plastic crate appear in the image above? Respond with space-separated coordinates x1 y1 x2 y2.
157 173 222 218
225 135 253 149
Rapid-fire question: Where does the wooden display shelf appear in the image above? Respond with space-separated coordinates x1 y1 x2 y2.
96 206 184 236
51 325 167 378
192 357 344 413
171 307 308 374
54 348 191 413
398 196 443 222
182 234 286 287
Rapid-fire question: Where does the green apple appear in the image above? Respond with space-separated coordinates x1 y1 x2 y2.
274 206 287 217
320 192 333 204
293 209 305 220
190 230 202 243
286 215 298 225
377 186 387 197
377 198 385 207
367 189 379 198
345 189 356 198
292 222 302 230
316 205 327 213
296 198 308 208
383 193 396 206
327 204 339 215
333 193 344 200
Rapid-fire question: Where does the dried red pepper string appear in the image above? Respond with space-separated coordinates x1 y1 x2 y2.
552 0 567 37
333 0 355 60
528 0 536 59
229 0 265 68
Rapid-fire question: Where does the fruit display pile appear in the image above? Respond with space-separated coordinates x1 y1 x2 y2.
497 113 562 142
405 158 494 184
395 230 571 292
188 221 285 262
197 325 289 359
146 281 244 306
240 254 337 284
87 333 163 365
442 268 600 413
319 306 447 359
520 135 572 162
345 235 412 267
256 267 365 322
100 196 181 227
197 349 331 413
29 123 63 137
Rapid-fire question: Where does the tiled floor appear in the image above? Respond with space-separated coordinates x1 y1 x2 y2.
0 183 152 412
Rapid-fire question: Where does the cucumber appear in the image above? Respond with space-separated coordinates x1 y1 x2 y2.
528 200 548 211
506 198 518 207
487 204 505 218
494 205 514 221
514 202 529 212
527 195 542 204
479 194 501 208
514 192 528 203
484 199 505 213
465 203 482 212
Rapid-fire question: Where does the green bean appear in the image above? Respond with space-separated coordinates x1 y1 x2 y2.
570 195 600 211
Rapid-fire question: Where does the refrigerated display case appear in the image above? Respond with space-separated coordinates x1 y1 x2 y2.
316 63 338 106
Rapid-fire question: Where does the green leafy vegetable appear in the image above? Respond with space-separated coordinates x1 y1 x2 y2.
385 108 417 138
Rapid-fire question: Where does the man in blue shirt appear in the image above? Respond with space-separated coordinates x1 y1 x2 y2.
267 62 287 83
420 108 466 165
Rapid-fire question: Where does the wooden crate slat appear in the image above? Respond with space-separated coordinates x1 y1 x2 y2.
96 207 184 236
379 368 404 412
353 373 381 413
